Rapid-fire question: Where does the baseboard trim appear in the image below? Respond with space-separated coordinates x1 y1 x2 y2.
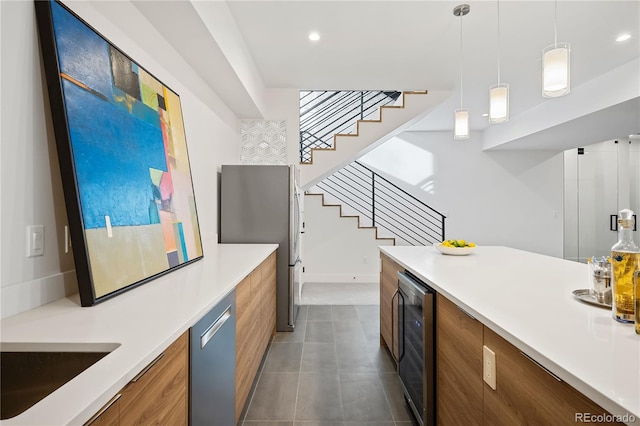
303 274 379 284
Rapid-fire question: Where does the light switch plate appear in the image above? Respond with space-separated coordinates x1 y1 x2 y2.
27 225 45 257
483 345 497 390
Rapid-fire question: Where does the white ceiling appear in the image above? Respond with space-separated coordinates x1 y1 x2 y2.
135 1 640 144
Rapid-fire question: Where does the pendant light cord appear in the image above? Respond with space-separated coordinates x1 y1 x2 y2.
554 0 558 47
497 0 501 84
459 11 464 108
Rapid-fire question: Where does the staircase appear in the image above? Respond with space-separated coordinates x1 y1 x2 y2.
302 191 395 283
298 90 448 189
298 90 447 282
305 192 396 245
308 161 446 246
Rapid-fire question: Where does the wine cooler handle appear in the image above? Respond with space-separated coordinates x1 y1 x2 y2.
390 289 399 363
398 290 405 363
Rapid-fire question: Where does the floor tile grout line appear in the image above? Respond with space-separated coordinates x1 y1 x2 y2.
292 326 302 424
241 337 274 425
331 305 346 423
377 369 400 423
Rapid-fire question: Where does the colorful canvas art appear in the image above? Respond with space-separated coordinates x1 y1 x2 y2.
35 0 203 305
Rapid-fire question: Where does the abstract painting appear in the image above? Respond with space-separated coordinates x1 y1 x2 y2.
35 0 203 305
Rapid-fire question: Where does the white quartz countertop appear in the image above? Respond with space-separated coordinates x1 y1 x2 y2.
0 243 278 426
380 245 640 424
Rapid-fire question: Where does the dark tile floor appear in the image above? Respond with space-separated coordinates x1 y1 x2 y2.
239 305 416 426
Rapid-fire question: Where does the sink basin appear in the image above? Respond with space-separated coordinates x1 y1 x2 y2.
0 342 120 420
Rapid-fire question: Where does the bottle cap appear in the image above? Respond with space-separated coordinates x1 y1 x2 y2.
618 209 635 228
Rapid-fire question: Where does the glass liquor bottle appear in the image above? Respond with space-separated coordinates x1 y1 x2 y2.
610 209 639 323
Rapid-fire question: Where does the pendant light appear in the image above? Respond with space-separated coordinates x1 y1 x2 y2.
542 0 570 97
489 0 509 123
453 4 470 140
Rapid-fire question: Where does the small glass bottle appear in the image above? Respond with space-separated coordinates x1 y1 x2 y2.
610 209 640 323
635 270 640 334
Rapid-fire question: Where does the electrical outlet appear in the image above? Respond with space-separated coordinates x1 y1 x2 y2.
483 345 497 390
26 225 44 257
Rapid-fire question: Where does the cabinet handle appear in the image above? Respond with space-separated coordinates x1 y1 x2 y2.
84 393 121 425
201 305 232 349
520 352 562 382
131 352 164 383
456 305 476 320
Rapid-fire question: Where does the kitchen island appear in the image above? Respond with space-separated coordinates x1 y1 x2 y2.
380 245 639 425
0 243 277 425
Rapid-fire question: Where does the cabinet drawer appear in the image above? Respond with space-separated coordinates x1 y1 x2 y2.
483 327 623 426
119 332 188 425
436 294 483 426
84 394 121 426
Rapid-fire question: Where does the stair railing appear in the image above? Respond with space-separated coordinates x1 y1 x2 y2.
299 90 400 163
312 161 446 246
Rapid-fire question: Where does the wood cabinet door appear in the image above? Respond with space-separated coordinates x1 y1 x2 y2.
263 252 277 341
436 294 483 426
119 331 189 425
235 253 278 423
380 254 403 360
235 274 256 422
483 327 623 426
84 395 120 426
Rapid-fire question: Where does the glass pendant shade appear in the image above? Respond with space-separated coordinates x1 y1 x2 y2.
454 109 470 140
489 83 509 123
542 43 570 97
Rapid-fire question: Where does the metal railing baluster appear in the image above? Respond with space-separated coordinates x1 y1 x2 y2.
299 91 399 163
309 160 446 246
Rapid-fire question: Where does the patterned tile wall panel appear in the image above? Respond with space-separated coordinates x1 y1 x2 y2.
240 120 287 165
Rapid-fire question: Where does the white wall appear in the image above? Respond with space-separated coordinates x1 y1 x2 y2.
0 1 240 318
263 88 301 164
303 194 393 283
361 131 565 257
302 130 564 282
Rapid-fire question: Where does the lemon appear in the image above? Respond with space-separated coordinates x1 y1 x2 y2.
468 242 476 247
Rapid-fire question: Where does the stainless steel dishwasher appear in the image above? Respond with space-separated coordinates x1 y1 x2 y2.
397 271 435 426
190 290 235 425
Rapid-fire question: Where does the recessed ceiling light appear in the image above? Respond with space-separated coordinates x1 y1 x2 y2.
482 113 489 117
616 33 631 42
308 32 320 41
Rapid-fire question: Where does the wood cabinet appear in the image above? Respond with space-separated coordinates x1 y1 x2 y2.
380 253 403 361
235 252 277 422
483 327 623 426
434 294 624 426
119 331 189 425
436 294 483 426
88 252 277 426
85 332 189 426
84 394 120 426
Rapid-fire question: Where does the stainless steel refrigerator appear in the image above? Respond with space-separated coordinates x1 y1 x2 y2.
219 165 303 332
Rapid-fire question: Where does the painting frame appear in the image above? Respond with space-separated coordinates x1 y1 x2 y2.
35 0 204 306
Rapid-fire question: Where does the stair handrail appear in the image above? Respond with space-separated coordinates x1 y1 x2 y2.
312 161 446 245
355 161 446 220
299 90 400 163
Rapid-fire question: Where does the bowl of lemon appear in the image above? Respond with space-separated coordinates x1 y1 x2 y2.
434 239 476 256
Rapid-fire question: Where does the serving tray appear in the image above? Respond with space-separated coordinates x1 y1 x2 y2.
572 289 612 309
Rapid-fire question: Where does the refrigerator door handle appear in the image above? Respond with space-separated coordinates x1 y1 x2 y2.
289 165 298 265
